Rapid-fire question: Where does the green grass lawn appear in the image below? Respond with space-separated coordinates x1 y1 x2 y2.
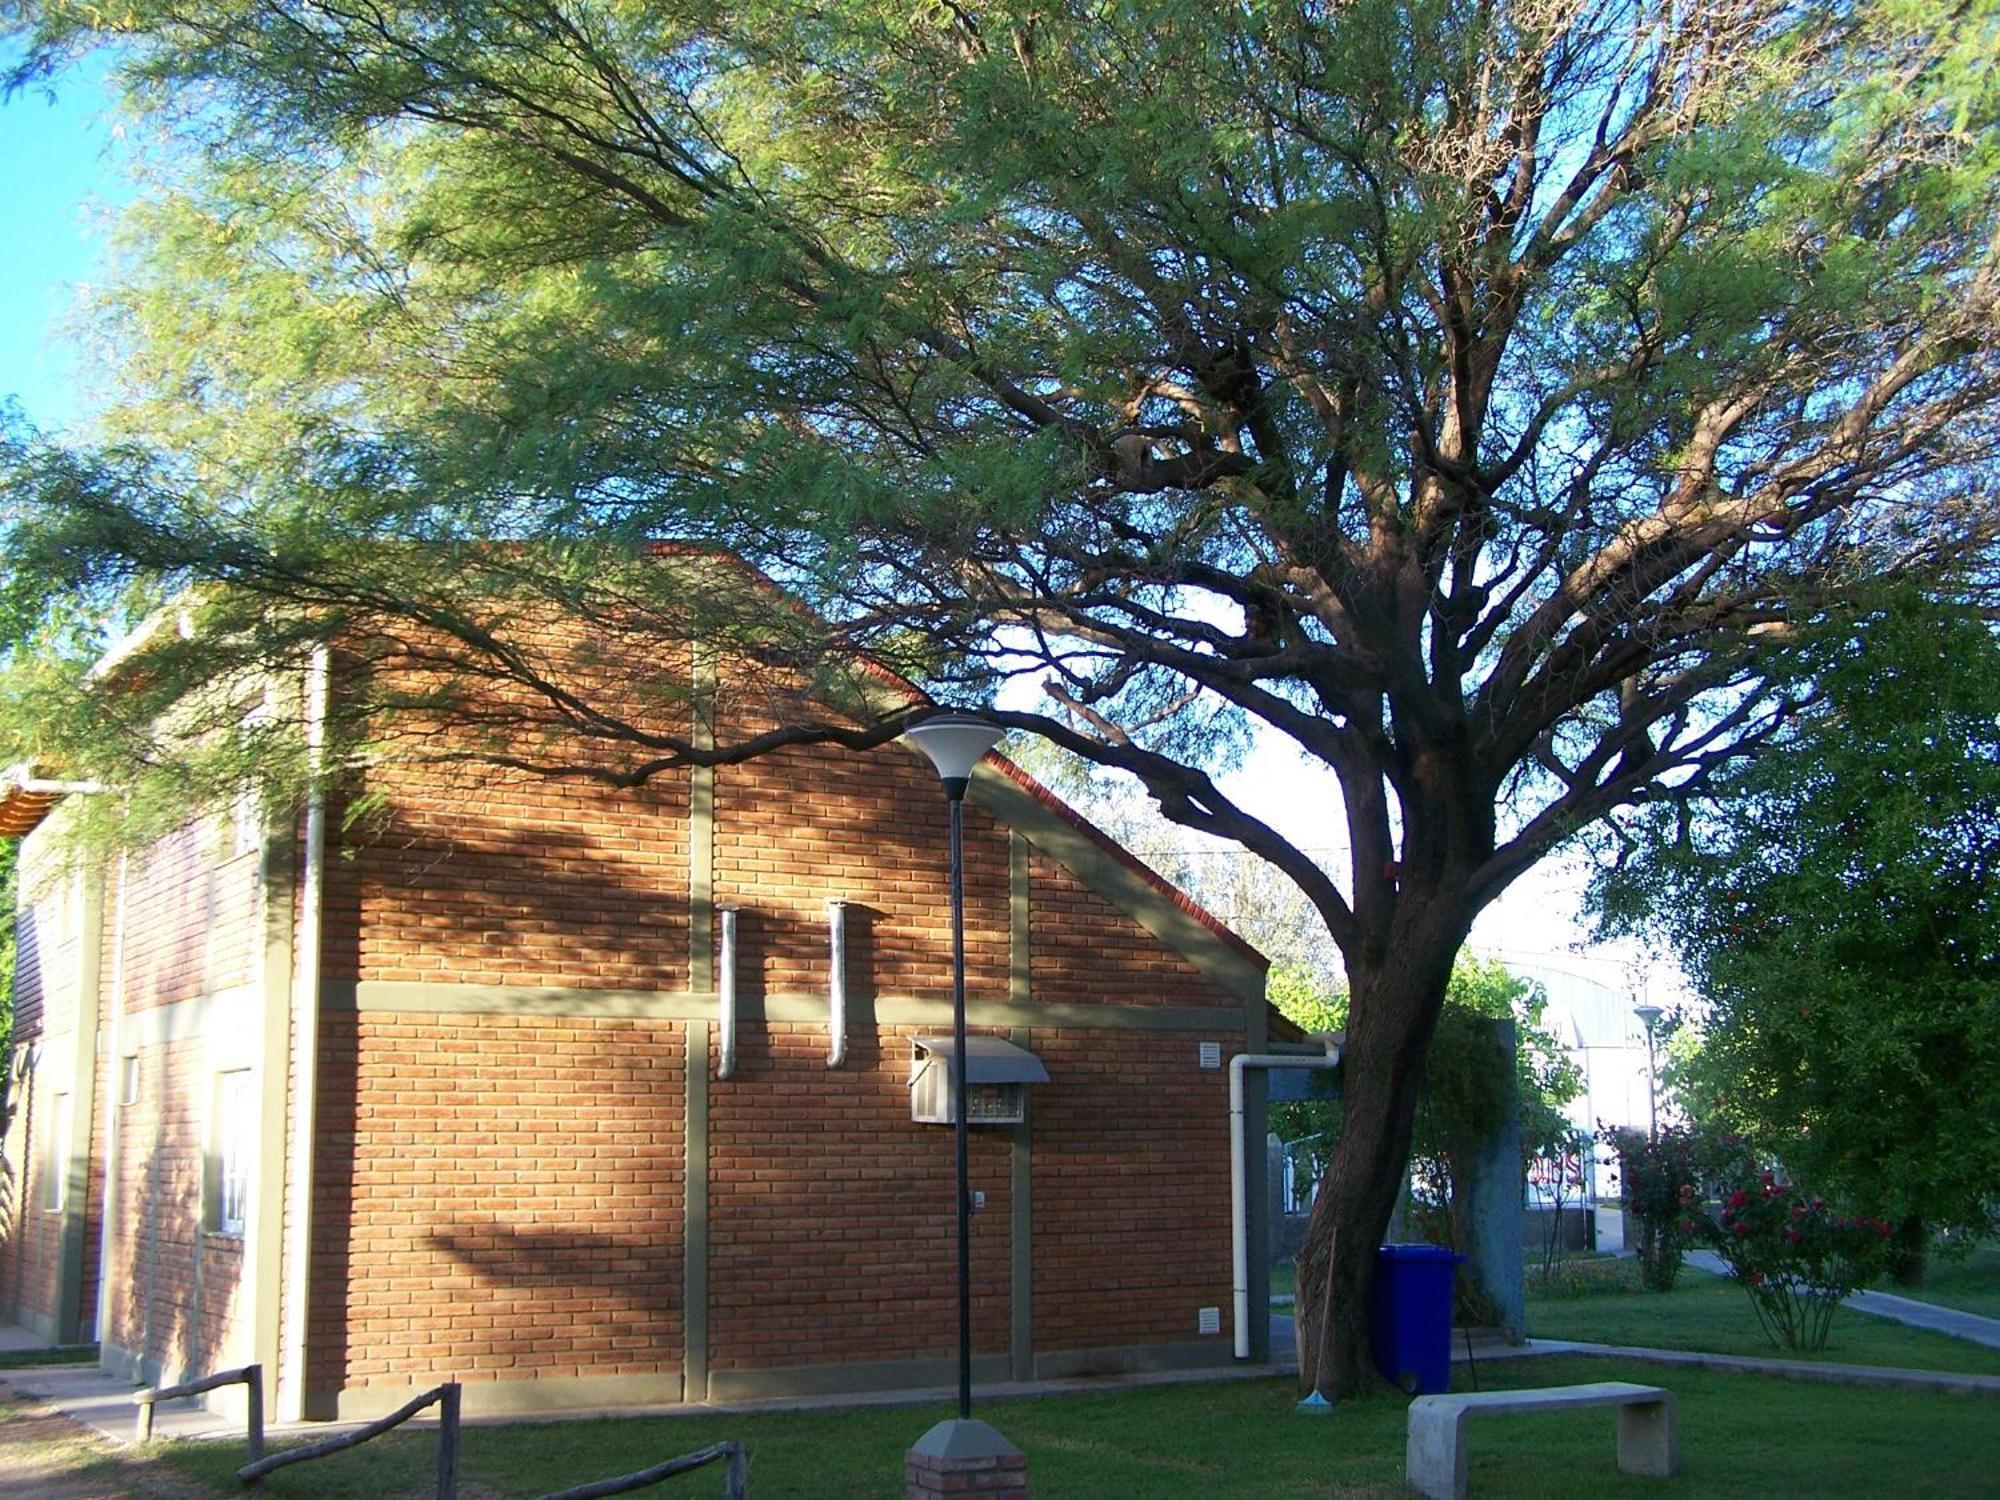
1881 1243 2000 1320
0 1345 98 1371
131 1355 1999 1499
1526 1263 2000 1375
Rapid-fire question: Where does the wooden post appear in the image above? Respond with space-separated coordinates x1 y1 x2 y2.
245 1364 266 1464
134 1393 155 1446
435 1382 461 1500
724 1441 748 1500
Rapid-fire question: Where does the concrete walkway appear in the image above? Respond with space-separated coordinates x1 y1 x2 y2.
1682 1249 2000 1351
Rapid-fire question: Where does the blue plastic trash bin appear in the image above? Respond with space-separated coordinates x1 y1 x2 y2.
1370 1243 1459 1393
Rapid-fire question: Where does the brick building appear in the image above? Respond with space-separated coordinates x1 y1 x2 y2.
1 642 1294 1422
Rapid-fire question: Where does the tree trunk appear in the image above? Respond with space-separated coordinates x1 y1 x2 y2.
1887 1214 1928 1287
1294 909 1467 1398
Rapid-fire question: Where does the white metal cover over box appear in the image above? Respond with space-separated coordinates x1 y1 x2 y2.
910 1036 1050 1126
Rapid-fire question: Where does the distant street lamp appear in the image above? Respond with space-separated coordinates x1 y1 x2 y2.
903 710 1006 1422
1634 1003 1664 1140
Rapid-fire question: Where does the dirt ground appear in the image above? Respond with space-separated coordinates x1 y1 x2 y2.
0 1382 214 1500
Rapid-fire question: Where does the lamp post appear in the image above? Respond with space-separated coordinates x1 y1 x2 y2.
903 711 1006 1422
1634 1003 1664 1140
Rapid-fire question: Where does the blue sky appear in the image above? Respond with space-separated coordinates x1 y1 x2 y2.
1 47 132 433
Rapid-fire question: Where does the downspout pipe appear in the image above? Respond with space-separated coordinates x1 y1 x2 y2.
826 901 848 1069
1231 1033 1343 1360
716 907 738 1080
278 646 329 1422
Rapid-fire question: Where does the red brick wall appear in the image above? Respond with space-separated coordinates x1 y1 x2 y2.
103 1038 245 1378
0 1067 61 1328
321 767 692 991
1028 850 1234 1006
3 837 96 1337
707 1022 1015 1372
1030 1028 1236 1349
308 1013 687 1395
299 641 1256 1402
123 820 262 1013
712 743 1012 1001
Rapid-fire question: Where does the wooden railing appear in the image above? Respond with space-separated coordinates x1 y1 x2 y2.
537 1440 748 1500
236 1381 461 1498
131 1367 742 1499
134 1363 263 1463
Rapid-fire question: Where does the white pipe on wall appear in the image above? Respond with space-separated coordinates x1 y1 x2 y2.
1231 1034 1342 1360
716 906 738 1080
278 646 329 1421
827 901 848 1069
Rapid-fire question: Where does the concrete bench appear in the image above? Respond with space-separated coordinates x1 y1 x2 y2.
1406 1381 1677 1499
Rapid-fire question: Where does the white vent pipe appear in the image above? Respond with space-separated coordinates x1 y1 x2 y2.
1231 1033 1342 1359
827 901 848 1069
716 906 738 1080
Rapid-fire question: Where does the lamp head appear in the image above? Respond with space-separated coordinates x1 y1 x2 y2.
1634 1004 1664 1032
903 712 1006 801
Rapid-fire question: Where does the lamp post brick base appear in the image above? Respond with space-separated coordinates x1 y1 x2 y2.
905 1417 1029 1498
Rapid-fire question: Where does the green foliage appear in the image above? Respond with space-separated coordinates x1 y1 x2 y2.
1404 960 1582 1303
1265 963 1348 1150
1610 1125 1710 1291
1701 1162 1896 1352
1597 595 2000 1248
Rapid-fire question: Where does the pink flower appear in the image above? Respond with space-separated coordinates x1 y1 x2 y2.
1747 1272 1766 1286
1728 1189 1749 1210
1784 1229 1802 1245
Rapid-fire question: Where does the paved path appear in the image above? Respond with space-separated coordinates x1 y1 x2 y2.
1682 1249 2000 1351
0 1383 212 1500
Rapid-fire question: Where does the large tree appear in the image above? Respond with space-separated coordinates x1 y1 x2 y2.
1594 594 2000 1270
3 0 1997 1395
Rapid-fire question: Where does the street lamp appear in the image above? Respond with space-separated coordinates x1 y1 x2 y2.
1634 1003 1664 1140
903 710 1006 1421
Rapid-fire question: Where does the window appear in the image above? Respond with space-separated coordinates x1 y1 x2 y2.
212 1070 254 1236
120 1055 140 1107
230 784 262 859
41 1092 71 1213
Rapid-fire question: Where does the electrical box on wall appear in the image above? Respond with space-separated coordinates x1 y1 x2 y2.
910 1036 1050 1127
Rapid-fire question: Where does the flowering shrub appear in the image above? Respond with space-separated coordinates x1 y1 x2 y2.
1610 1125 1705 1291
1696 1167 1894 1350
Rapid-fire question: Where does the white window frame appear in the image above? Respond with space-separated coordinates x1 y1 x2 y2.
213 1069 254 1237
230 783 262 860
42 1091 71 1213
